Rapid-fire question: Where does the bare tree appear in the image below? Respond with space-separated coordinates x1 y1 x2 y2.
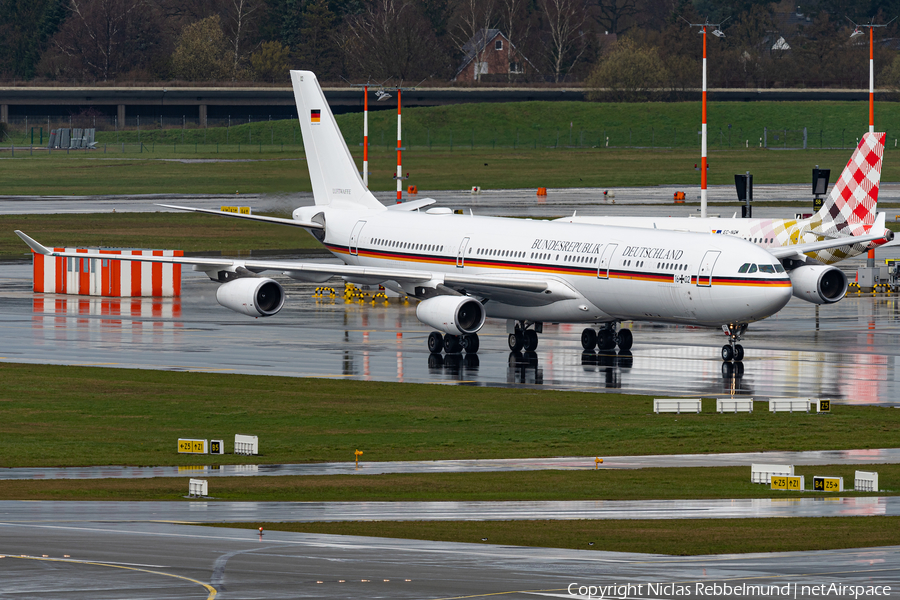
341 0 449 81
539 0 588 82
451 0 496 82
49 0 159 81
224 0 262 80
499 0 531 81
593 0 637 35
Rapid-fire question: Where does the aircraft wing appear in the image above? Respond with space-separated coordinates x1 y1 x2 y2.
15 230 561 297
768 231 890 261
156 204 323 229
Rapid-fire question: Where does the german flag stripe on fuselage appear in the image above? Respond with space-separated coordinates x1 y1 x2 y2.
324 244 792 288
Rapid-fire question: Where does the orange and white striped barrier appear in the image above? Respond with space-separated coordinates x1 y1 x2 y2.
32 248 183 297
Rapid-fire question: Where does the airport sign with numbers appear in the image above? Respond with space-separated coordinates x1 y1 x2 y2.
177 438 208 454
813 476 843 492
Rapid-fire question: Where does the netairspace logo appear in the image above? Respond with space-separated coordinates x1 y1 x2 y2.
566 582 893 599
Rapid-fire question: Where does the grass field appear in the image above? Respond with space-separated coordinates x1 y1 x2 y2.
1 363 898 469
221 517 900 556
5 100 900 194
2 465 895 502
2 147 897 195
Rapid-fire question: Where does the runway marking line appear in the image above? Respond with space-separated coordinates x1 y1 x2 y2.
5 554 216 599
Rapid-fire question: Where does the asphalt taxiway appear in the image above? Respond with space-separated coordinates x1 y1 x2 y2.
2 517 898 600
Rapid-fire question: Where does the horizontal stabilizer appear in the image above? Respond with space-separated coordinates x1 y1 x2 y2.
156 204 323 229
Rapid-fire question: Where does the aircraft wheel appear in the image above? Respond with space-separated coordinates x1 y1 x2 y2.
615 328 633 351
461 333 480 353
598 330 615 351
427 331 444 354
523 329 539 351
444 334 462 354
733 344 744 362
721 345 734 361
581 328 597 350
508 332 524 352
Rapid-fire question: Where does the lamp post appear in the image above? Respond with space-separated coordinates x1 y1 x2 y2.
683 17 727 219
848 17 894 134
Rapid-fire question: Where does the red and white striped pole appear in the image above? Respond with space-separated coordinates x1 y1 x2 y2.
869 26 875 134
700 26 708 219
396 88 403 203
363 85 369 186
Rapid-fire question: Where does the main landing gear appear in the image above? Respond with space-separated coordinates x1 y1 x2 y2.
427 331 479 354
580 322 633 352
507 321 542 352
721 323 748 362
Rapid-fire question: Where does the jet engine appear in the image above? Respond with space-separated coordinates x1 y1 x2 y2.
216 278 285 317
416 295 485 335
789 264 848 305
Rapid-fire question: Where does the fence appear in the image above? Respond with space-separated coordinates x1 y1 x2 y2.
0 115 894 152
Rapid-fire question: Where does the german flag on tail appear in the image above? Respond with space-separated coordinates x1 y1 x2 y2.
310 109 321 123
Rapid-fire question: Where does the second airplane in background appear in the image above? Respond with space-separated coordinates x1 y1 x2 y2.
557 132 893 311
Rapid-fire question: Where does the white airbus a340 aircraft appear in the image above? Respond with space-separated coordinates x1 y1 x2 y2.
557 132 893 309
15 71 891 362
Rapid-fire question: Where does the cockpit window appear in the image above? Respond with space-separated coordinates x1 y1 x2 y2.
758 264 776 274
748 264 758 273
774 264 785 273
738 263 750 273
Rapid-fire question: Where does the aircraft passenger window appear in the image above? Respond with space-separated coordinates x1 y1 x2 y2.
748 264 758 273
739 263 750 273
775 264 785 273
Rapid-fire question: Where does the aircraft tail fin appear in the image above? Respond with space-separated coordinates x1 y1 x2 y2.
815 131 884 234
291 70 385 211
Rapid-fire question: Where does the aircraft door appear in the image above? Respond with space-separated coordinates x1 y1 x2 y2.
597 243 618 279
456 237 470 268
697 250 720 287
349 220 366 256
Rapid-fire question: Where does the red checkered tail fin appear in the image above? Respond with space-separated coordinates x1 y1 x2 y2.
816 132 884 231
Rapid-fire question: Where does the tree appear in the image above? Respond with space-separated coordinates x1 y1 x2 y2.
251 39 291 82
170 15 230 81
539 0 589 82
295 0 340 80
585 37 668 101
224 0 263 80
593 0 638 35
341 0 450 80
0 0 68 79
41 0 161 81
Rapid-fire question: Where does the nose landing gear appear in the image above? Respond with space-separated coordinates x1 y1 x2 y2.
721 323 748 362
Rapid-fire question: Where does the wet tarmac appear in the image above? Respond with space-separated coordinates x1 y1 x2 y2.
2 518 898 600
2 497 899 524
3 259 900 404
4 183 900 219
3 448 900 481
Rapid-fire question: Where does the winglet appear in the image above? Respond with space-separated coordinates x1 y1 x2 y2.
15 230 52 255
